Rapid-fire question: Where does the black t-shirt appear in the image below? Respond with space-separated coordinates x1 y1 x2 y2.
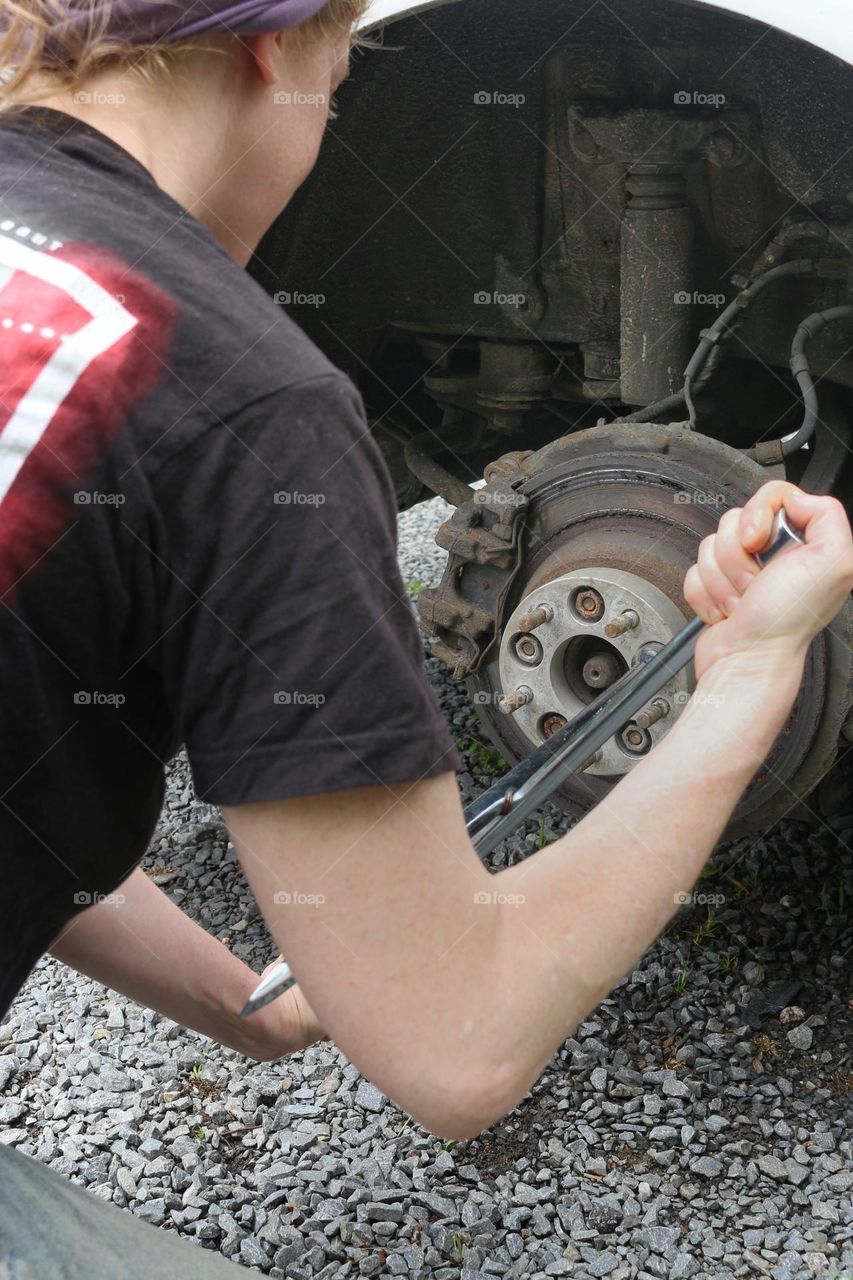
0 108 459 1019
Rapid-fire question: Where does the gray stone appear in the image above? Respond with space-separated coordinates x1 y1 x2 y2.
636 1227 681 1256
354 1081 386 1113
786 1026 813 1051
670 1254 699 1278
689 1157 723 1179
758 1155 789 1182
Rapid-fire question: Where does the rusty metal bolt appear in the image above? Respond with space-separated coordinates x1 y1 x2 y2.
632 698 670 731
582 651 623 690
518 603 554 634
514 634 544 666
573 587 606 622
500 685 534 715
542 713 568 739
604 608 640 639
620 723 652 754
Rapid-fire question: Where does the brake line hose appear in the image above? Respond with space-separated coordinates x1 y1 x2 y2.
783 305 853 456
682 259 817 427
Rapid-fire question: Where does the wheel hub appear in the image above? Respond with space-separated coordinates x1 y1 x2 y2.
499 566 691 776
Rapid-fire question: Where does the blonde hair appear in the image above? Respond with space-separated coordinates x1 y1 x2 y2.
0 0 371 106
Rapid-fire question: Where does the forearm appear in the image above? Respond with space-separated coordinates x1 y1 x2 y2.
490 647 805 1103
50 868 294 1058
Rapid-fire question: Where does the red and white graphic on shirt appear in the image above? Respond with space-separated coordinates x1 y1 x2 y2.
0 233 177 599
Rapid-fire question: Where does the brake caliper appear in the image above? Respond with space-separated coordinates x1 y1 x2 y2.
418 452 531 679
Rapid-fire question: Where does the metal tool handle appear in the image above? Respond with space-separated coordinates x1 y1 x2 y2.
240 960 295 1019
754 508 805 568
241 508 804 1017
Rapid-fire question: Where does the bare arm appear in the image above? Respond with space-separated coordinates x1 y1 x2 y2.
224 485 853 1137
50 867 323 1061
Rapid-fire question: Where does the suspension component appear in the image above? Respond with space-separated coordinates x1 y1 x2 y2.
582 652 623 690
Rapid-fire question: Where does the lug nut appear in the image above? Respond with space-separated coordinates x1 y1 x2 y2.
604 608 640 639
500 685 534 715
620 723 652 754
634 642 664 667
573 587 605 622
518 603 554 634
582 652 623 690
542 713 568 739
514 633 544 666
632 698 670 731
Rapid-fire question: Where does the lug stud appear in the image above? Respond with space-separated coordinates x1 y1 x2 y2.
500 685 534 715
632 698 670 731
604 608 640 638
518 603 554 634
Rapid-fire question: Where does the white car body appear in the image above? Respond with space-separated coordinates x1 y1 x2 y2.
362 0 853 68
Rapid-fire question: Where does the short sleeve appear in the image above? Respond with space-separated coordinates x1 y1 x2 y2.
149 375 461 806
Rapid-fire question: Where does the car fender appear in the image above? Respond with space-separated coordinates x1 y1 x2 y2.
361 0 853 68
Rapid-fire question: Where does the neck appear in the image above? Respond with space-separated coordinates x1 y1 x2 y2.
34 68 294 266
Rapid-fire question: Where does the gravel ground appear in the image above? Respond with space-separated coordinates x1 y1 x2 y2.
2 496 852 1280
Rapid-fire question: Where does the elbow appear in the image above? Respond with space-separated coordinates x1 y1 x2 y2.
404 1060 526 1142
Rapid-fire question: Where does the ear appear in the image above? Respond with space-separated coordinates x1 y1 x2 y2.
241 32 286 87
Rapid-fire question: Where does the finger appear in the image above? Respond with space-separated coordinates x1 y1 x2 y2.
741 484 853 571
738 481 843 556
739 481 801 553
775 490 853 562
714 506 761 594
684 564 724 624
696 533 741 616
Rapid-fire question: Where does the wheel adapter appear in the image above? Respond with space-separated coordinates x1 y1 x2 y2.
419 422 853 836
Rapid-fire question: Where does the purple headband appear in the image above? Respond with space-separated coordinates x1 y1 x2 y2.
42 1 331 46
